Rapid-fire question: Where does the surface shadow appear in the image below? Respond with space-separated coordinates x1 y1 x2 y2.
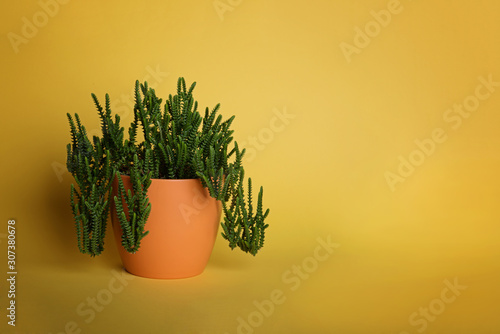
207 234 256 270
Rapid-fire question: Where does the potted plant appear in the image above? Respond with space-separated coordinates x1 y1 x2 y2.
66 78 270 278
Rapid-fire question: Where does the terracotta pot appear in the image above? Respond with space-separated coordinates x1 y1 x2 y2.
111 175 222 279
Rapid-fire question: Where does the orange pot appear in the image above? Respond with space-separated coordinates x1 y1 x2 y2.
111 175 222 279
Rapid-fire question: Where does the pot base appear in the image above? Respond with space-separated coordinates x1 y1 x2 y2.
111 176 222 279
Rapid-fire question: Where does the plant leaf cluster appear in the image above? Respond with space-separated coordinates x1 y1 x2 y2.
66 78 269 256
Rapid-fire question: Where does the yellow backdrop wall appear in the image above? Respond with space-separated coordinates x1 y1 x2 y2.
1 0 499 333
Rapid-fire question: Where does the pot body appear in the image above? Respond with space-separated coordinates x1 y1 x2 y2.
111 175 222 279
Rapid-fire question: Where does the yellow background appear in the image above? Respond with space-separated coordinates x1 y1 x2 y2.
1 0 500 333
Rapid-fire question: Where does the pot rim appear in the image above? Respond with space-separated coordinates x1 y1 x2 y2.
118 174 202 182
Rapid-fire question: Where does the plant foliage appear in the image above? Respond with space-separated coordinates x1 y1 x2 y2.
66 78 269 256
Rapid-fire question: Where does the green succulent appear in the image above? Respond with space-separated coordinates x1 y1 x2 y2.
66 78 269 256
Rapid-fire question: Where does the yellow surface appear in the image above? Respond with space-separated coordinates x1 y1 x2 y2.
1 0 500 333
